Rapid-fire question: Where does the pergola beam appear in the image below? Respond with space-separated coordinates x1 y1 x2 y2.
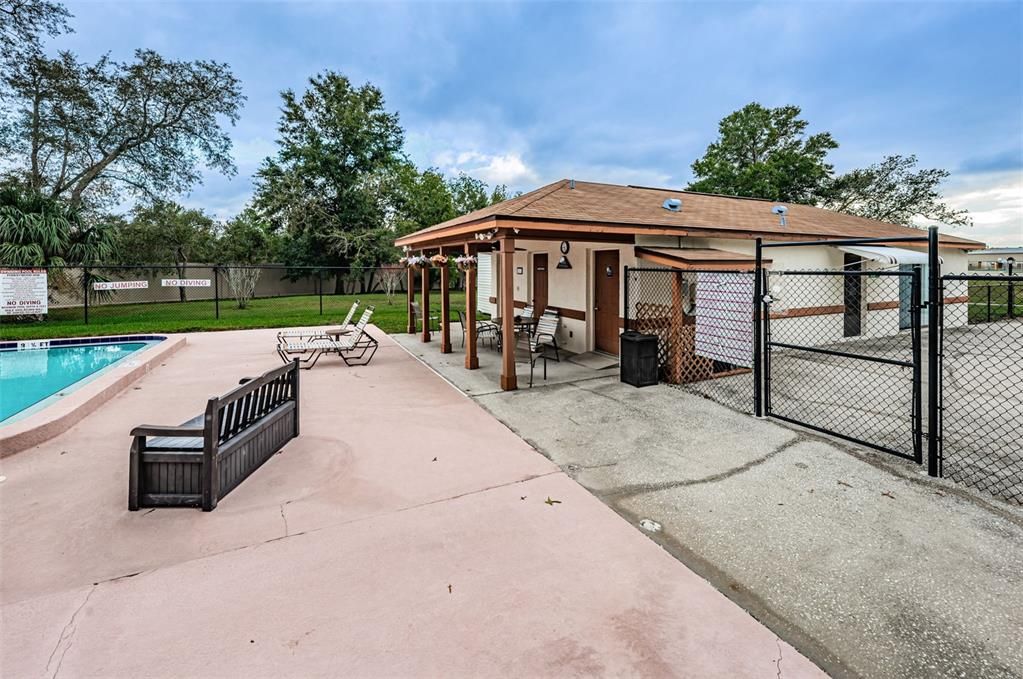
498 235 517 391
420 263 431 342
439 247 451 353
464 243 478 370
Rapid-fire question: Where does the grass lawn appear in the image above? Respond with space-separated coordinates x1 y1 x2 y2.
967 279 1023 324
0 292 467 341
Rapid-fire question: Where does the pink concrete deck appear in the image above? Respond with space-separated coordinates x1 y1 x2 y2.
0 327 823 678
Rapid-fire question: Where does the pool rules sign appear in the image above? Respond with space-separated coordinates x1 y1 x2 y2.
0 268 48 316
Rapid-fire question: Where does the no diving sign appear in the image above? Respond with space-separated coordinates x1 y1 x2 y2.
161 278 211 287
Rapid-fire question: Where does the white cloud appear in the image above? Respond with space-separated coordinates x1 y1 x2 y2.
436 150 539 187
940 170 1023 247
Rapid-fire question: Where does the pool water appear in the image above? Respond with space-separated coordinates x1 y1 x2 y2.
0 341 151 423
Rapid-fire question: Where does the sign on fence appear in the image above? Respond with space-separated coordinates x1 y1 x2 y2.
161 278 211 288
93 280 149 291
694 272 754 368
0 268 48 316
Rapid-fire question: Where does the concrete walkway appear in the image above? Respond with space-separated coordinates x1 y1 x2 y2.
0 328 823 678
395 328 1023 679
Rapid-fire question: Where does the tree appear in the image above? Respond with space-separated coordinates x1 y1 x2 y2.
215 208 274 264
2 48 244 209
820 154 971 228
0 184 116 266
117 200 216 300
488 183 514 205
254 71 403 288
0 0 71 61
687 102 838 204
448 173 490 215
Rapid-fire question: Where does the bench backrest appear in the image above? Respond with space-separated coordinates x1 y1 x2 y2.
521 304 534 320
213 361 299 445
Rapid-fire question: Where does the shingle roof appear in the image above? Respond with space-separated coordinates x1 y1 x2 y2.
397 179 984 248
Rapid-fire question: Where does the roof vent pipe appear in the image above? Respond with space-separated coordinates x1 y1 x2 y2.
772 205 788 226
662 198 682 212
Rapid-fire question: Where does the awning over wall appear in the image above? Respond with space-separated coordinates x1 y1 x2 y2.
634 247 766 270
837 245 943 265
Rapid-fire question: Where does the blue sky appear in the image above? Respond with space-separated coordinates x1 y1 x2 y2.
58 0 1022 245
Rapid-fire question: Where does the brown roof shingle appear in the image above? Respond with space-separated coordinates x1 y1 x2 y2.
396 179 984 248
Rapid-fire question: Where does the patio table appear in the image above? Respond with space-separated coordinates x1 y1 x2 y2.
492 315 540 335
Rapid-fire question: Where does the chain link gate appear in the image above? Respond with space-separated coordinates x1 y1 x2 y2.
625 267 755 414
938 273 1023 504
761 268 923 461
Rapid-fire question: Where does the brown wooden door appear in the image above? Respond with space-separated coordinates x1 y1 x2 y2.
594 250 620 355
532 253 548 315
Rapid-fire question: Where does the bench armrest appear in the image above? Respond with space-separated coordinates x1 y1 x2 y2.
130 425 205 437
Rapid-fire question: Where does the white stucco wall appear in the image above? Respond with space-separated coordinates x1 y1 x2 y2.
475 234 974 354
478 240 637 354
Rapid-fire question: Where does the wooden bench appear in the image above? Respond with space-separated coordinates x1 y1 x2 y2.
128 360 301 511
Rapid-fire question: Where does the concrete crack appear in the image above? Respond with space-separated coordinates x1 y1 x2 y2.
279 502 290 538
775 637 783 679
602 436 802 500
46 585 95 679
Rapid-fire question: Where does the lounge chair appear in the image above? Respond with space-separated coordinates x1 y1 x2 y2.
456 309 498 348
411 301 439 332
529 310 562 387
277 307 378 369
276 300 360 343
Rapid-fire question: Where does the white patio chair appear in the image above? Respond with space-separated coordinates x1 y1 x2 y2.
277 307 378 368
528 310 561 387
276 300 360 344
411 301 439 332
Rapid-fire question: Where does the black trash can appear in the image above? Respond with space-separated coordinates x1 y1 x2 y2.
619 330 658 387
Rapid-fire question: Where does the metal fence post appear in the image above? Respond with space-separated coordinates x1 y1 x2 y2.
753 238 764 418
318 272 323 316
911 266 923 464
927 226 941 477
214 266 220 320
83 266 90 324
1009 258 1016 319
623 265 630 331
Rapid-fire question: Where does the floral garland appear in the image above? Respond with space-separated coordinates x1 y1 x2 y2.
400 254 429 269
454 254 478 270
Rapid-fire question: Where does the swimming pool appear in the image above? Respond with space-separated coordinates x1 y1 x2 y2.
0 337 164 424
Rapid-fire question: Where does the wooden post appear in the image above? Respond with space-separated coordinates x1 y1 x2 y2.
202 398 220 512
465 243 479 370
440 248 452 353
499 236 517 390
406 266 415 334
421 262 431 342
669 270 685 384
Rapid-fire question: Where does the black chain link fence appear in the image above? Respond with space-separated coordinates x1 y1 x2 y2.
763 269 921 460
0 264 460 340
626 267 754 414
940 274 1023 504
